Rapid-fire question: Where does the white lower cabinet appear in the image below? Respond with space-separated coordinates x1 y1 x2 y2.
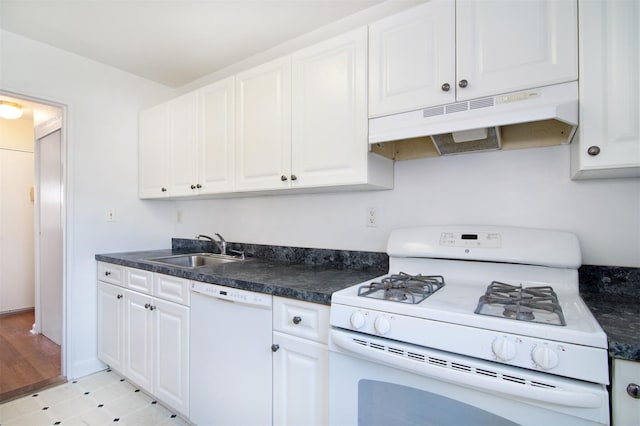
272 297 329 426
97 263 190 417
612 359 640 426
97 281 125 373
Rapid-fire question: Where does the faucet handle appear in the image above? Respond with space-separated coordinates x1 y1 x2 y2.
228 249 245 260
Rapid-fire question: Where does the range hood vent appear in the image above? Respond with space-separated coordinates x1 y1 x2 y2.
369 81 578 156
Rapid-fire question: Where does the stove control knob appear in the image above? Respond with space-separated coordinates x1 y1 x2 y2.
374 316 391 335
492 337 517 361
350 311 366 329
532 345 559 370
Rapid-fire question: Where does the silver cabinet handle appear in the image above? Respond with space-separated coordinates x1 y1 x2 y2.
291 175 297 181
588 146 601 156
117 294 123 299
144 303 150 309
161 187 167 192
105 271 111 276
280 175 288 181
196 184 202 189
271 344 280 352
441 83 450 92
627 383 640 399
458 79 468 88
292 316 302 325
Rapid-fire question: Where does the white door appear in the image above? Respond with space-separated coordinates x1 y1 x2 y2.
235 57 292 191
97 281 124 372
291 27 368 188
198 76 235 194
139 104 169 198
273 331 329 426
36 125 63 345
456 0 578 101
368 0 455 117
154 298 189 416
124 290 154 393
168 92 199 196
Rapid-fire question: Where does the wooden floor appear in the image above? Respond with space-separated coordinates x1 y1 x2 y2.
0 310 65 403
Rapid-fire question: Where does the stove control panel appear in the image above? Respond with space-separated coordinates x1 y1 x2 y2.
330 303 609 385
440 232 502 248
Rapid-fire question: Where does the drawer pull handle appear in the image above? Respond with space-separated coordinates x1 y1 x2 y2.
105 271 111 276
292 316 302 325
271 344 280 352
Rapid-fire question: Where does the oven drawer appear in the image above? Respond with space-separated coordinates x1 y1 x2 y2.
273 297 329 344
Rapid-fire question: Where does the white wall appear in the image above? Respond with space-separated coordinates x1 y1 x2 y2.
175 145 640 268
1 30 177 378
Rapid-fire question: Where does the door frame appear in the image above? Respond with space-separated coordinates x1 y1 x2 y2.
2 89 68 377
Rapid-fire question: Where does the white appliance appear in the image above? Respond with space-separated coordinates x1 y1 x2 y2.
369 81 578 153
190 282 273 426
329 225 609 425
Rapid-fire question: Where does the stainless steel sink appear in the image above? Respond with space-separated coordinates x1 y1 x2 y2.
145 253 246 268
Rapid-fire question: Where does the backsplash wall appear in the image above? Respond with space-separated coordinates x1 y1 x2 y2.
175 144 640 268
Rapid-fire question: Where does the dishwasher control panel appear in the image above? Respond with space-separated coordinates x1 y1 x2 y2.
191 281 272 308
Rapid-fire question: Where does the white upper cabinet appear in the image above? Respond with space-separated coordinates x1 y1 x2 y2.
456 0 578 101
235 57 292 192
198 77 235 193
369 0 455 117
368 0 578 117
139 103 170 198
292 27 370 188
168 92 199 196
571 0 640 179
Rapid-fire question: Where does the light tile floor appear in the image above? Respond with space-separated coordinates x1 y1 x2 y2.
0 369 190 426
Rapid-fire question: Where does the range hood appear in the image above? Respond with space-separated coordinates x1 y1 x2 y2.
369 81 578 156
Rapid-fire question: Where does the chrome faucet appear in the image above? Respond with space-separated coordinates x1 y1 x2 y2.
195 233 226 255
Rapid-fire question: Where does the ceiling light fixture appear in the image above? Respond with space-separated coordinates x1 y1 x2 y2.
0 101 24 120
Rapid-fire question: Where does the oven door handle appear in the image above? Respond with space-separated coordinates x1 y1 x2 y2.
331 331 602 409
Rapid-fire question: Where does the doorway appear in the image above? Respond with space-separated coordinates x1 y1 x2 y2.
0 93 65 401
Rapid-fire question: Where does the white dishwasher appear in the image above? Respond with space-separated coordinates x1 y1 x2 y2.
190 281 273 426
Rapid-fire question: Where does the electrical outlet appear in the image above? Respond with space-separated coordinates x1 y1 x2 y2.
105 209 115 222
366 206 378 228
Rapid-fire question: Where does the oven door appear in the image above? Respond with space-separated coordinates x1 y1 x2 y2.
329 328 609 425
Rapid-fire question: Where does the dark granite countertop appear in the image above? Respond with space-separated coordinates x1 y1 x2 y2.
579 265 640 362
95 240 388 305
95 243 640 361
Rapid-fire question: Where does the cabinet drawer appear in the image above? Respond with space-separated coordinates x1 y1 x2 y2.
273 297 329 344
154 274 190 306
125 268 154 294
98 262 124 286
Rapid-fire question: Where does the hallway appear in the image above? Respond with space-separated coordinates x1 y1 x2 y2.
0 310 64 403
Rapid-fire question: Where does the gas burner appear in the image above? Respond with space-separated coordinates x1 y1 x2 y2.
474 281 566 326
357 272 445 304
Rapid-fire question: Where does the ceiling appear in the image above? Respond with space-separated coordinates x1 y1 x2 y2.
0 0 385 88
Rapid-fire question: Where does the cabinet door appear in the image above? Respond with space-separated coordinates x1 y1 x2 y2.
139 103 169 198
235 57 292 191
198 76 235 194
456 0 578 101
272 331 329 426
291 27 369 188
124 290 154 393
571 0 640 178
612 359 640 426
97 281 124 373
168 92 199 196
368 0 455 116
154 298 190 416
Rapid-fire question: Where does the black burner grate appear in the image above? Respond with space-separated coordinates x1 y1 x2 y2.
358 272 445 304
474 281 566 326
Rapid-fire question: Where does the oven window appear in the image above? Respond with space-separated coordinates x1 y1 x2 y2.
358 380 519 426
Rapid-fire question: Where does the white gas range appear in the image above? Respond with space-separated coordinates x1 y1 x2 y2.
329 226 610 425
